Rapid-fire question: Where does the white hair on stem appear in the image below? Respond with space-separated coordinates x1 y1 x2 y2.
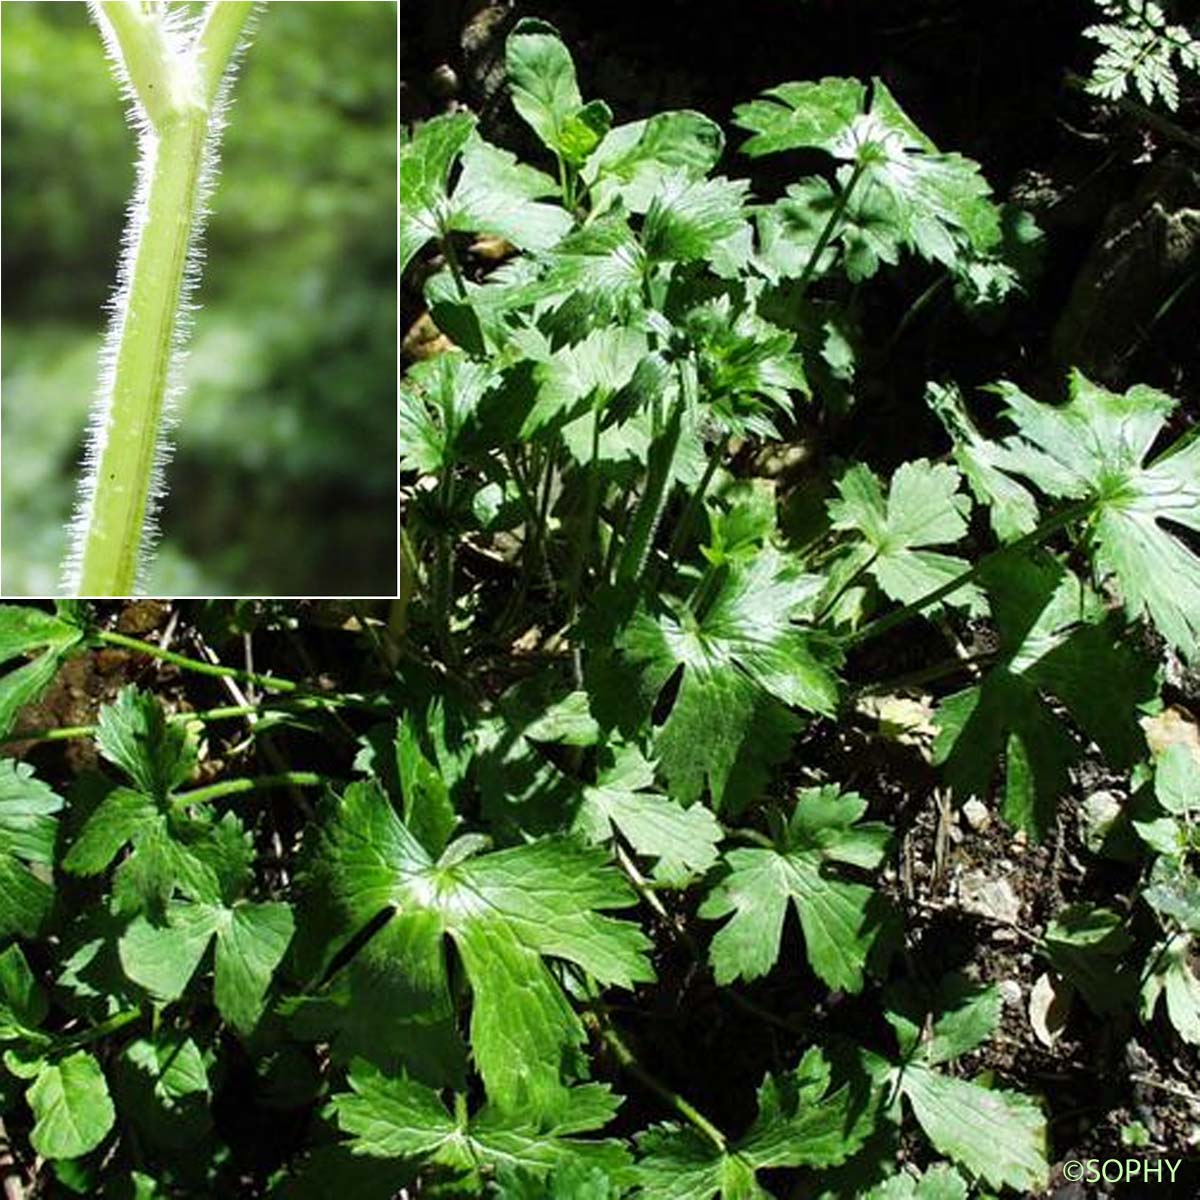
64 1 259 595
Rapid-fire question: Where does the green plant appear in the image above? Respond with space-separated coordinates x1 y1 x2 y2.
1083 0 1200 110
393 17 1200 1195
64 1 257 597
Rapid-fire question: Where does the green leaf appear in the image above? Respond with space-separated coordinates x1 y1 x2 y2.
619 547 836 809
399 110 475 274
828 460 984 614
212 901 295 1034
396 721 456 860
863 1164 968 1200
117 1033 211 1149
505 19 586 158
1041 904 1135 1015
27 1050 115 1160
735 77 1001 267
62 786 159 877
95 686 196 799
0 604 84 737
582 110 725 214
926 381 1040 542
559 99 614 168
119 902 220 1004
119 898 293 1034
681 297 809 437
1141 934 1200 1044
0 759 63 938
494 1159 624 1199
0 944 47 1039
988 370 1200 660
700 786 892 991
898 1066 1047 1195
882 975 1048 1193
447 135 573 253
399 351 494 475
634 1048 874 1199
733 78 868 158
572 745 722 885
332 1060 631 1185
1154 743 1200 817
642 173 751 265
933 552 1156 838
884 975 1000 1066
304 782 653 1118
521 326 649 439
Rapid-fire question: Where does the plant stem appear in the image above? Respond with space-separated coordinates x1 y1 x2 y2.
440 230 468 298
565 413 603 621
173 771 324 808
587 1008 727 1153
843 497 1096 647
852 649 998 698
71 1 254 596
814 550 878 625
615 359 693 587
666 432 729 565
96 629 299 692
798 157 867 291
58 1007 143 1053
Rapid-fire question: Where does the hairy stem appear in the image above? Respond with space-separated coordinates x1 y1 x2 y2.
69 1 255 595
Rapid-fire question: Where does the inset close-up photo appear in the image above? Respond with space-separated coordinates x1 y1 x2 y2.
2 1 397 597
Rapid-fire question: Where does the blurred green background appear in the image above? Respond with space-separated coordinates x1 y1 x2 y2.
1 0 397 596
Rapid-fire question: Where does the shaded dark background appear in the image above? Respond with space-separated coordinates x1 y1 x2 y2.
2 0 397 596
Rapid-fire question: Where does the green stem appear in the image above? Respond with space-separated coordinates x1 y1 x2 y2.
440 229 468 298
96 629 299 692
0 693 386 747
58 1007 143 1053
814 550 878 626
666 432 729 565
71 1 254 596
193 1 255 106
588 1010 727 1153
798 158 867 291
843 498 1096 647
852 649 998 698
615 359 693 587
173 771 324 808
566 411 604 622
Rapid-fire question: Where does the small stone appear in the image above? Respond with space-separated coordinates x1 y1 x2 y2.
1080 791 1122 852
959 870 1022 924
999 978 1023 1008
962 798 991 831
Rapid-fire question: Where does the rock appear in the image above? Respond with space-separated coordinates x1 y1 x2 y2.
959 870 1022 925
999 978 1023 1008
962 798 991 831
1080 790 1123 852
1052 154 1200 385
